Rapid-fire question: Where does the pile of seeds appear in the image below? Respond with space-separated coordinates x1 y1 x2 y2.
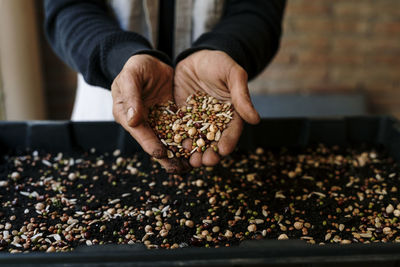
148 92 233 158
0 144 400 253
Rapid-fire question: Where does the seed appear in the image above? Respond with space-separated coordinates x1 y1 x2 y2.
209 196 217 205
46 246 55 253
206 132 215 141
68 173 77 181
224 230 233 238
35 203 45 211
159 229 168 237
5 223 12 230
248 224 257 232
341 240 351 244
188 127 197 137
214 104 222 112
294 222 303 230
195 179 204 187
165 224 172 231
174 134 182 143
196 138 205 148
212 226 220 233
278 234 289 240
209 124 218 133
339 224 345 232
386 204 394 214
383 227 391 235
167 150 174 159
185 220 194 228
144 225 153 233
0 181 9 187
288 171 296 178
96 159 104 166
215 130 221 142
145 210 153 217
394 209 400 217
172 123 180 131
11 172 20 181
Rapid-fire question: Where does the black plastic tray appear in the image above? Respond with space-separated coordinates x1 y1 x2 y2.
1 116 400 266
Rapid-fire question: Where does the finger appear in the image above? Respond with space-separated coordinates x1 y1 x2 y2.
217 113 243 156
116 72 146 127
189 152 203 168
113 102 167 159
154 157 191 173
228 67 260 125
202 147 220 166
125 123 167 159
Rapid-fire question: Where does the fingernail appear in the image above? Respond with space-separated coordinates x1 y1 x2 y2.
127 107 134 122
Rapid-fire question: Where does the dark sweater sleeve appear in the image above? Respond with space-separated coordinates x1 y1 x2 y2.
175 0 286 80
44 0 171 89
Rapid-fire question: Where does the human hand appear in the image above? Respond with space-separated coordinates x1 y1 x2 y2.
174 50 260 167
111 54 189 173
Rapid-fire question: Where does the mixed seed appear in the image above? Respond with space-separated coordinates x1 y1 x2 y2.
0 144 400 253
148 92 233 158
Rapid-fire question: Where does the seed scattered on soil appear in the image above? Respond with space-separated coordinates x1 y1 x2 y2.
1 144 400 253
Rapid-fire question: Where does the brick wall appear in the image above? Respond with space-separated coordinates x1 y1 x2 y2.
250 0 400 117
37 0 400 119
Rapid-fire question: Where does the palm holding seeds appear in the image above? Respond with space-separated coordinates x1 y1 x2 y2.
111 54 189 173
173 50 261 167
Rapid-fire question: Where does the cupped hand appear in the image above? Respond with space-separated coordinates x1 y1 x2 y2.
111 54 189 173
174 50 260 167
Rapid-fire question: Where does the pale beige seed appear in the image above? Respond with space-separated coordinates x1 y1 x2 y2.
185 220 194 228
214 104 222 112
224 230 233 238
215 130 221 141
209 196 217 205
167 150 174 159
196 138 205 147
174 134 182 143
278 234 288 240
209 124 218 133
206 131 215 141
386 204 394 214
294 222 303 230
188 127 197 137
212 226 220 233
248 224 257 232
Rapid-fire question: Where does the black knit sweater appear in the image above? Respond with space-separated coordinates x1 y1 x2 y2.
44 0 286 89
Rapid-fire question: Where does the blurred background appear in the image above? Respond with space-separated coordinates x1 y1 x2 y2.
0 0 399 120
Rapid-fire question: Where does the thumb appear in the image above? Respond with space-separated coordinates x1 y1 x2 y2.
228 67 260 125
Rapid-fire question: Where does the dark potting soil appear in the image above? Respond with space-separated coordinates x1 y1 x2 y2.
0 144 399 253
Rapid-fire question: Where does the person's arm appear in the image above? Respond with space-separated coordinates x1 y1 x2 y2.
176 0 286 79
44 0 171 89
